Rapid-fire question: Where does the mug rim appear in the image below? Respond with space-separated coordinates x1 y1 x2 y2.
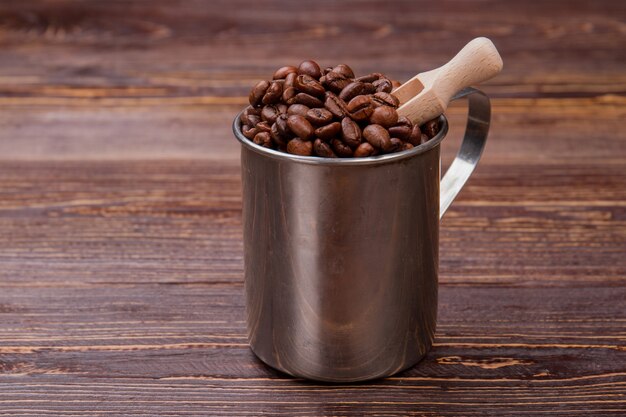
232 109 449 166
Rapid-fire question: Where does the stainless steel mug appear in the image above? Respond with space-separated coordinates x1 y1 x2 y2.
233 88 490 382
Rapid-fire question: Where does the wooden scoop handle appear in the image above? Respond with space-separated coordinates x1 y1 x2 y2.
397 37 503 125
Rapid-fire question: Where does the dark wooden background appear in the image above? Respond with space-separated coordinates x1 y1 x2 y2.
1 0 625 415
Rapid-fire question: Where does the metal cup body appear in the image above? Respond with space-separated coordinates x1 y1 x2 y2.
235 116 448 382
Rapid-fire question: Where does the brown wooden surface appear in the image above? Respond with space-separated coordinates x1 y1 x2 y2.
1 0 625 415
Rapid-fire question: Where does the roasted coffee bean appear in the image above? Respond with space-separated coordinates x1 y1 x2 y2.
305 108 333 126
253 131 272 148
373 78 393 93
322 66 334 76
313 138 337 157
331 138 354 157
282 86 297 104
275 114 291 138
332 64 355 79
287 103 310 117
369 106 398 128
361 82 377 94
294 74 325 97
341 117 362 148
243 113 261 127
423 118 440 138
255 121 272 134
249 80 270 107
324 91 349 118
388 116 413 141
294 92 323 108
241 124 258 140
339 81 365 102
355 72 383 83
323 71 351 93
421 133 429 144
276 103 288 114
284 72 297 89
354 142 376 157
363 124 392 151
391 79 402 89
407 125 422 145
273 66 298 80
403 142 414 151
240 106 260 125
372 92 400 108
261 105 281 124
346 95 374 122
262 81 283 105
287 115 315 141
298 60 322 79
314 121 341 141
270 122 288 146
287 138 313 156
388 138 404 153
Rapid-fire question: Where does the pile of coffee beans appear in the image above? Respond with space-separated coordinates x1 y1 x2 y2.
239 60 440 157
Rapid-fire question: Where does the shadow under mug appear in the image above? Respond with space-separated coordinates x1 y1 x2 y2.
232 88 490 382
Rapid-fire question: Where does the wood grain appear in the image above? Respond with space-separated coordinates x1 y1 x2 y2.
0 0 625 415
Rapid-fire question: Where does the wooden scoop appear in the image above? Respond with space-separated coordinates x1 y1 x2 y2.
395 37 503 126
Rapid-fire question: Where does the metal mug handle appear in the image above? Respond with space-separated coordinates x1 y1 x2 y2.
440 87 490 218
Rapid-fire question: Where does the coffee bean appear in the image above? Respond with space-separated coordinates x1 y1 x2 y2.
372 92 400 108
249 80 270 107
275 114 291 137
255 121 272 134
294 92 323 108
403 142 414 151
369 106 398 128
338 81 365 102
361 82 377 94
261 81 282 105
294 74 325 97
284 72 297 89
287 138 313 156
363 124 392 151
407 125 422 145
421 133 429 144
391 79 402 89
354 142 376 157
389 138 404 153
355 72 383 83
240 106 260 125
346 95 374 122
314 121 341 141
322 66 334 76
287 104 310 117
287 115 315 141
261 105 281 124
323 71 351 93
388 116 413 141
332 64 355 79
423 118 440 138
276 103 288 114
313 138 337 157
244 113 261 127
373 78 393 93
270 122 288 146
298 60 322 79
282 86 296 104
305 108 333 125
253 131 272 148
273 66 298 80
324 91 348 118
341 117 362 148
331 138 354 157
241 124 258 140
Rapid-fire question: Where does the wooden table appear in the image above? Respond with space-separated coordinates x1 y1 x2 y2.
1 1 625 415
